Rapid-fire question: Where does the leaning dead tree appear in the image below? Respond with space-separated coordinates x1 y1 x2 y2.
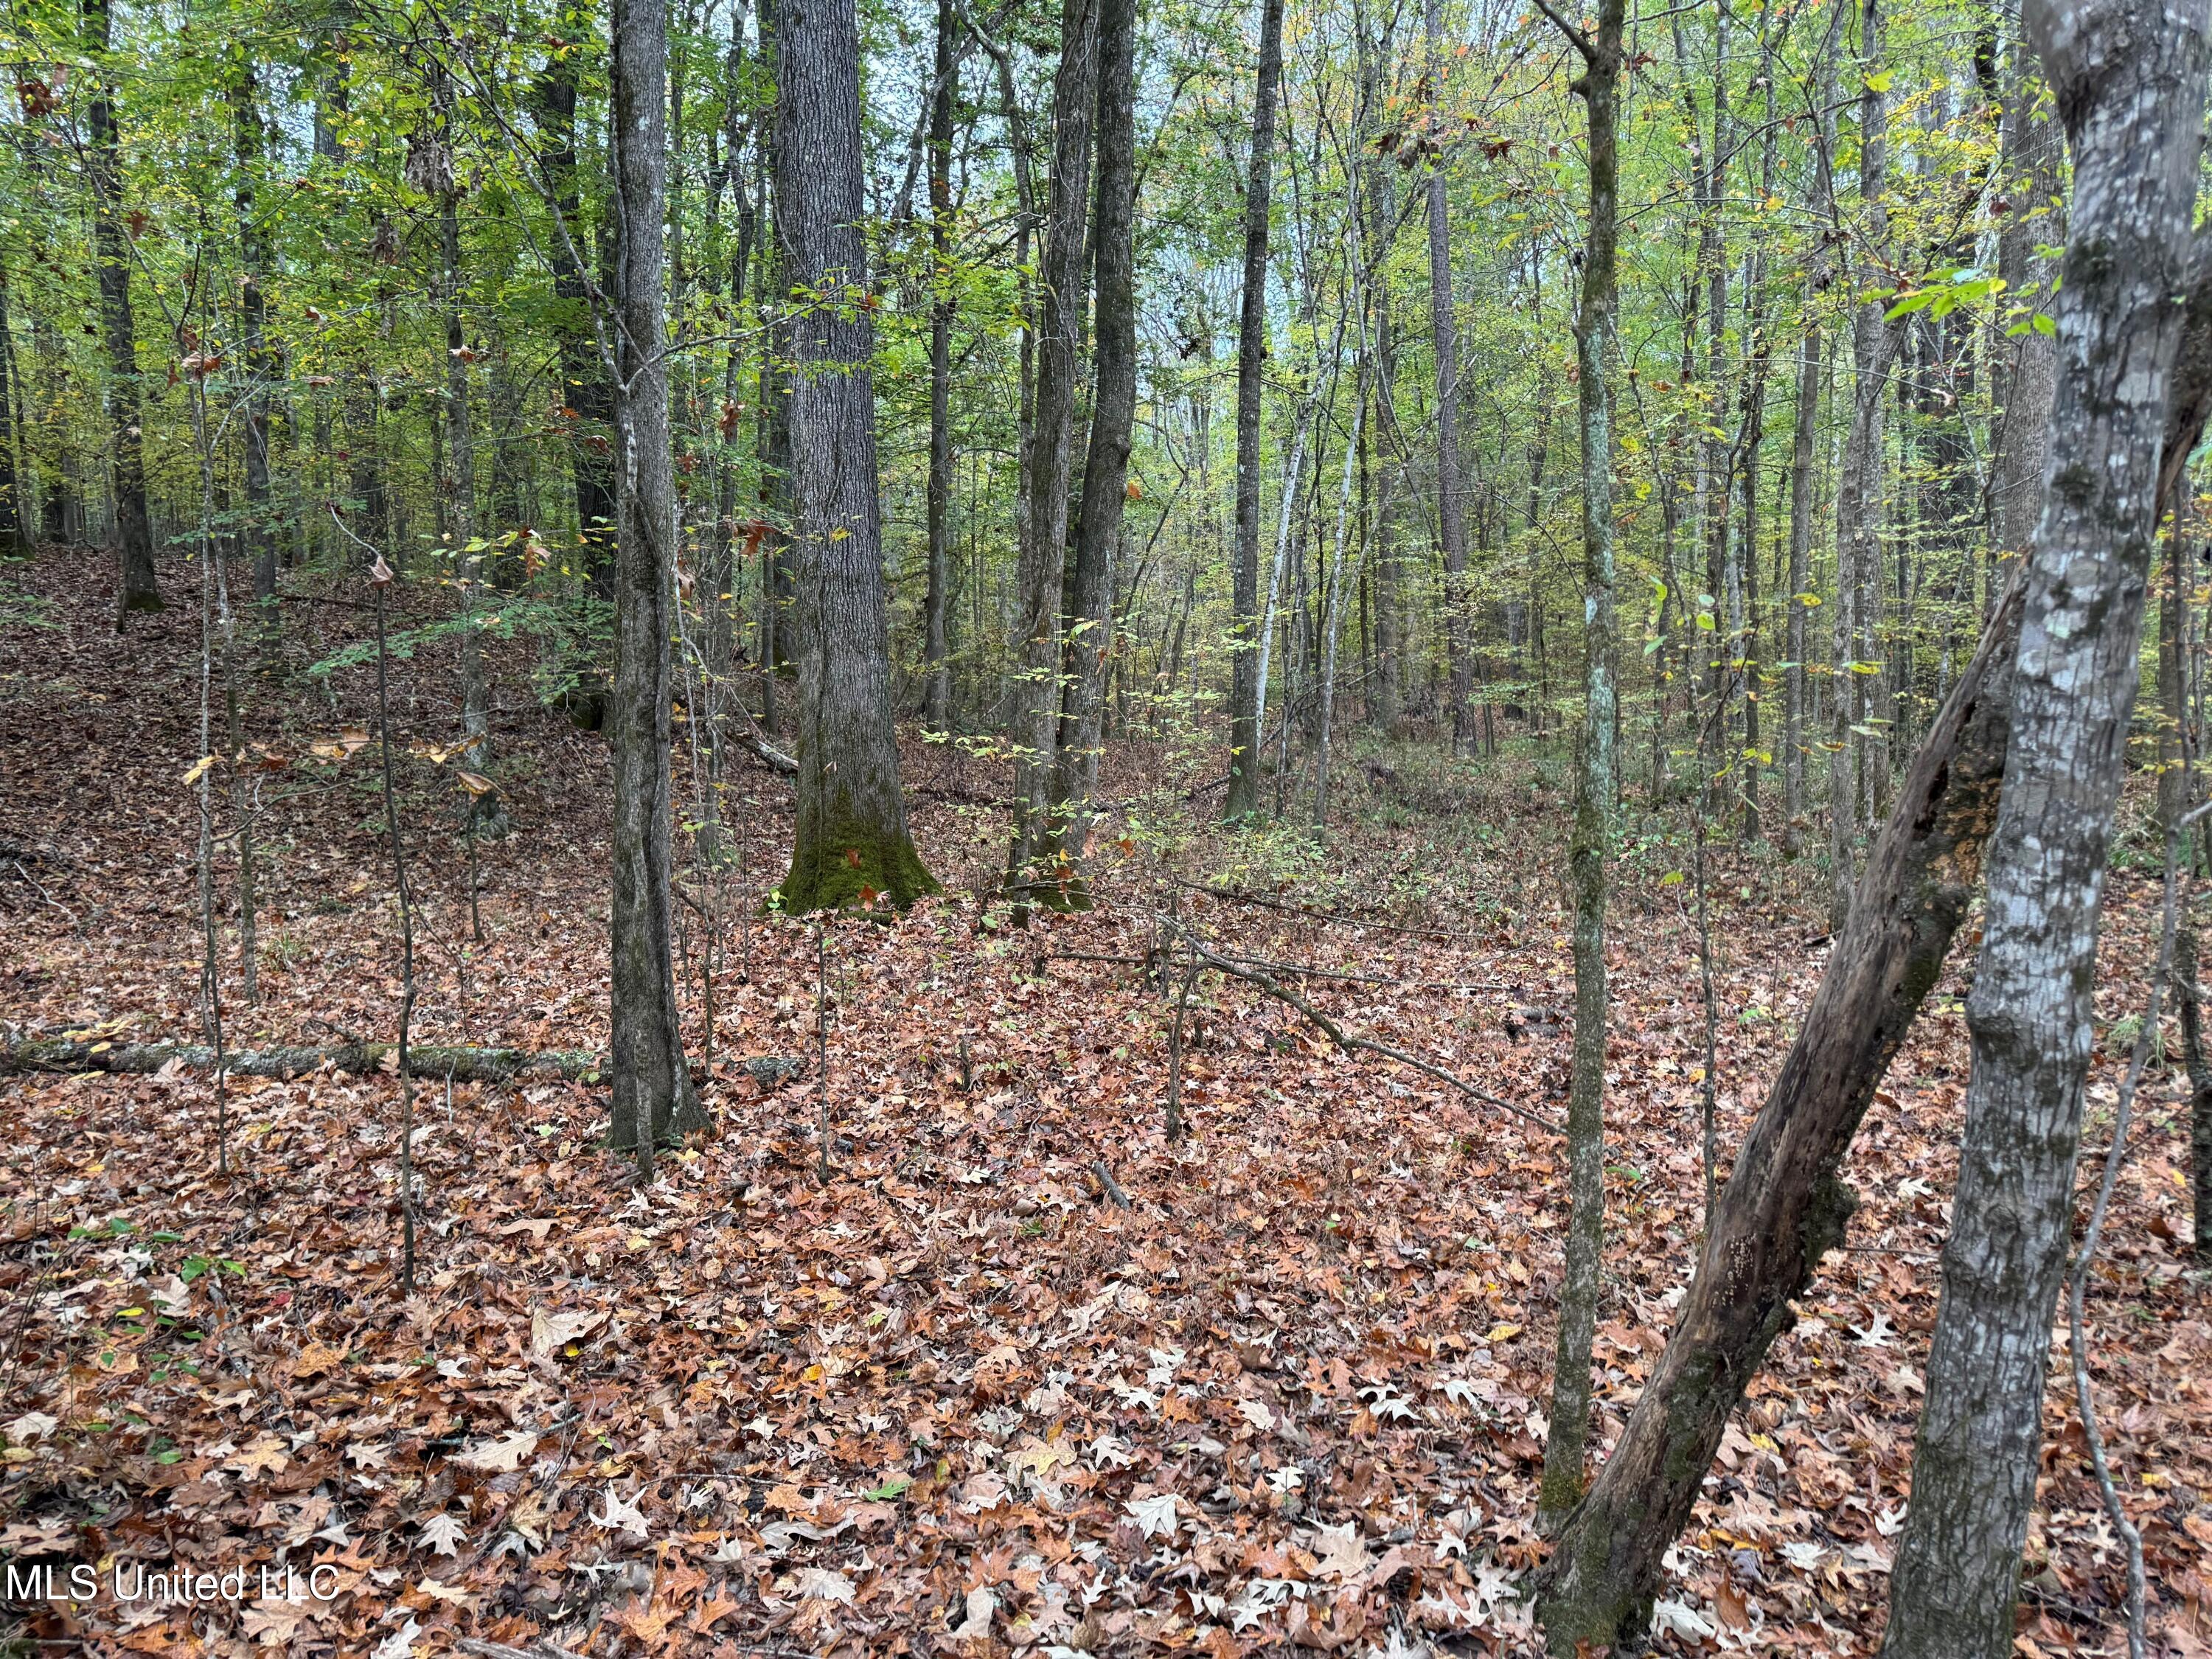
1537 220 2212 1650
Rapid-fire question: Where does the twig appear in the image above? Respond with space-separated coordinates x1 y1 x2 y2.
369 554 420 1300
1156 914 1564 1135
1169 877 1490 943
1164 939 1200 1142
457 1638 592 1659
1093 1159 1132 1208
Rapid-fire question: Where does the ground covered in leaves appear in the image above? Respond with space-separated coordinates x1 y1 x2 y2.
1 549 2208 1658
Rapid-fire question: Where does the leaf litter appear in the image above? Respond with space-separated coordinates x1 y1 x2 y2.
0 552 2207 1656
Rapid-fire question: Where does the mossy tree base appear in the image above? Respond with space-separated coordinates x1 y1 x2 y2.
780 788 939 915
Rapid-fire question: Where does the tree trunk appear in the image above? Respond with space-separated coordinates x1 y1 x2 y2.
0 268 23 559
1040 0 1136 907
1882 1 2210 1649
83 0 159 616
1534 145 2212 1659
1781 56 1833 858
922 0 958 734
1534 570 2027 1652
230 63 276 647
1989 19 2062 594
1223 0 1286 821
2177 922 2212 1260
773 0 940 915
430 77 502 835
608 0 705 1158
1425 0 1470 755
535 57 620 602
1535 0 1622 1542
1828 0 1905 925
1006 0 1099 897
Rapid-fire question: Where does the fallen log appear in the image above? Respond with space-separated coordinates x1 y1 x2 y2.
0 1031 804 1088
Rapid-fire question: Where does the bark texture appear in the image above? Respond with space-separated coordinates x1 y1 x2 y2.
2177 923 2212 1260
1882 2 2209 1651
1224 0 1287 821
608 0 705 1153
1536 0 1622 1544
773 0 939 914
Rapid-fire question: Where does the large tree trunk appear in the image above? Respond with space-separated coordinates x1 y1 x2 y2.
1536 0 1622 1543
82 0 159 616
1882 1 2210 1651
1424 0 1470 754
922 0 958 734
1039 0 1136 908
608 0 704 1158
773 0 939 915
1223 0 1287 821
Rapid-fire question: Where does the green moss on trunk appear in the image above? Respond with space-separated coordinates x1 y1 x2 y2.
779 785 940 915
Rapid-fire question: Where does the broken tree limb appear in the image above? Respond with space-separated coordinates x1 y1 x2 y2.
0 1030 804 1089
1157 914 1565 1136
1534 577 2024 1647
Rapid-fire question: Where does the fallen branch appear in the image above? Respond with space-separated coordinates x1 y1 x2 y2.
0 1030 802 1088
1092 1159 1132 1208
1156 915 1563 1135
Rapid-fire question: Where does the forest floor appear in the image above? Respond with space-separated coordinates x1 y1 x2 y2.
0 546 2207 1659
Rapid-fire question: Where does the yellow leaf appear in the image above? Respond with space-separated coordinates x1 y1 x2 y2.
181 756 215 787
1484 1322 1523 1343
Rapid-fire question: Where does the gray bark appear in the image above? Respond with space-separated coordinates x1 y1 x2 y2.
608 0 704 1157
773 0 940 914
1781 43 1835 860
1882 1 2211 1651
0 269 24 558
535 59 620 602
0 1030 802 1089
1829 0 1905 926
1534 0 1622 1545
231 64 276 639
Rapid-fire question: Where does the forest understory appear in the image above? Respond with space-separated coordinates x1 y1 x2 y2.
1 548 2207 1659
